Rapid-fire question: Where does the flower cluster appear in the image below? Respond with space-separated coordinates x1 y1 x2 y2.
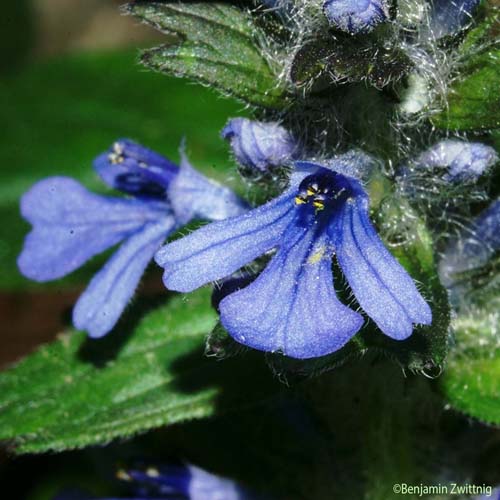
19 120 438 359
17 0 496 361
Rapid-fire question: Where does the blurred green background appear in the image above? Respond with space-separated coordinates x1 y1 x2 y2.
0 0 249 367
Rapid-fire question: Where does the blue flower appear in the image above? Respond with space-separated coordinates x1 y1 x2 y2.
18 140 246 338
439 197 500 289
119 463 257 500
54 463 261 500
414 140 498 182
222 118 299 172
428 0 480 39
323 0 389 34
156 154 432 359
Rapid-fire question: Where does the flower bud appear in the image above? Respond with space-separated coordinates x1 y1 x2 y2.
222 118 298 172
323 0 389 34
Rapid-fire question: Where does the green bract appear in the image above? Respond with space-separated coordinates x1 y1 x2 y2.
127 2 289 108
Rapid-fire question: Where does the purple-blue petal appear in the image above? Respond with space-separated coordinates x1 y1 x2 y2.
187 464 252 500
94 139 178 197
18 177 167 282
332 196 432 340
167 151 248 225
55 496 158 500
119 463 255 500
415 140 498 182
440 198 500 286
428 0 480 39
220 229 363 359
55 463 260 499
73 217 175 338
469 198 500 251
155 190 296 293
323 0 388 34
123 464 191 496
222 118 298 172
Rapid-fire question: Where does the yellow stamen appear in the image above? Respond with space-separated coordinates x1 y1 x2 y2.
109 153 124 164
116 470 131 482
146 467 160 478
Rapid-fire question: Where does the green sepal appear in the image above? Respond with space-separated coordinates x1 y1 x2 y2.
205 321 248 360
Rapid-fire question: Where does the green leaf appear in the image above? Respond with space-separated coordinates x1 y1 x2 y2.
440 300 500 425
0 288 282 453
443 355 500 425
0 50 247 291
127 1 288 108
432 10 500 131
